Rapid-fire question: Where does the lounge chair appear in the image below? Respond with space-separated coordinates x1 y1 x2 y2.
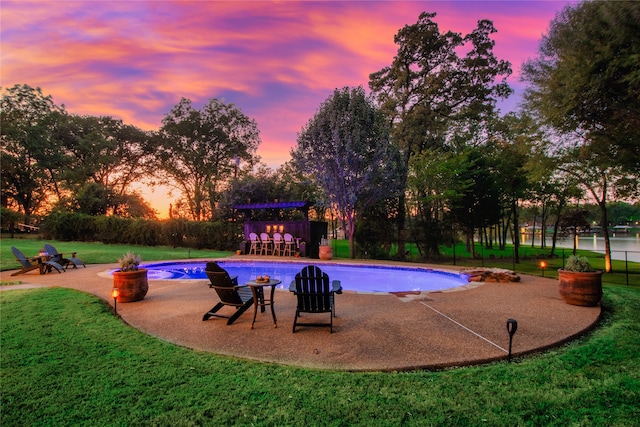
44 243 86 269
202 262 258 325
289 265 342 333
11 246 65 276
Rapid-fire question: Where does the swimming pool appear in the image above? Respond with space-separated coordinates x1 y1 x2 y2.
141 260 469 293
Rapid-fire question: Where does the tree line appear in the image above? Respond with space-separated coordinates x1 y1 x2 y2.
2 2 639 270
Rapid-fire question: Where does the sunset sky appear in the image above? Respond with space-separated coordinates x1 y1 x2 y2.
1 0 576 217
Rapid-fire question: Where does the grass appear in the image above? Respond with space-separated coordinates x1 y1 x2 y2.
0 237 233 272
2 286 638 425
329 238 638 284
2 237 639 425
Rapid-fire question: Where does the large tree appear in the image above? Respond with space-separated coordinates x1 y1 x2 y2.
1 84 64 223
369 13 512 258
522 0 640 272
53 114 155 216
522 0 640 173
292 86 405 258
157 97 261 221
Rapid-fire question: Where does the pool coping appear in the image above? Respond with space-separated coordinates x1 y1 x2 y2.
101 257 473 295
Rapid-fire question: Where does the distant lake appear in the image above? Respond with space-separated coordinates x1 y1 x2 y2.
521 233 640 263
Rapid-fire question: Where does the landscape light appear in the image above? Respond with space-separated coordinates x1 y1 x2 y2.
112 288 119 314
506 318 518 362
539 261 547 277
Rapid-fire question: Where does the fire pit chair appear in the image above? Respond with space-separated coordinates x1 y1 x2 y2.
44 244 86 269
202 262 262 325
289 265 343 333
11 246 65 276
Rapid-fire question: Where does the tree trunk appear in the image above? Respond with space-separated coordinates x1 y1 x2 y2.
396 194 406 261
550 215 561 256
598 200 612 273
512 198 520 264
347 215 356 259
531 213 536 248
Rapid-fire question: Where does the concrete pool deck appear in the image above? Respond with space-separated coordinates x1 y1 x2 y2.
1 257 602 371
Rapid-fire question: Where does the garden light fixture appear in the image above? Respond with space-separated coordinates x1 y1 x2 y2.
506 318 518 362
112 288 119 314
539 261 547 277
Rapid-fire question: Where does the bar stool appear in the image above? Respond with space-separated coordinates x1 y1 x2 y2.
260 232 272 255
283 233 296 256
272 232 284 256
249 232 260 255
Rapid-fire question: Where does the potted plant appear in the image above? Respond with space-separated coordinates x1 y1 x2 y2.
558 255 602 306
112 252 148 302
319 236 332 260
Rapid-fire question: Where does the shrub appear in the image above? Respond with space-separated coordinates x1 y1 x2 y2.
41 212 97 241
41 212 243 251
564 255 594 272
126 219 161 246
118 251 142 271
95 216 129 244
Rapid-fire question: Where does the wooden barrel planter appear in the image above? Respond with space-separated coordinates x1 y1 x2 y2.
113 269 148 302
319 245 333 260
558 269 603 307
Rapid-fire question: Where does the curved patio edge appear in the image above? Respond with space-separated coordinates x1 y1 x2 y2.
1 259 602 371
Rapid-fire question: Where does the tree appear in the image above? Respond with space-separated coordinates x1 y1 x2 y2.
522 1 640 173
522 1 640 272
292 86 405 258
53 114 155 216
488 112 545 261
157 97 261 221
0 207 22 237
369 12 512 259
1 84 64 223
407 148 467 257
449 147 502 257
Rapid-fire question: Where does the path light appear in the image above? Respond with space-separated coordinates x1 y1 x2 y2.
112 288 119 315
539 261 547 277
506 318 518 362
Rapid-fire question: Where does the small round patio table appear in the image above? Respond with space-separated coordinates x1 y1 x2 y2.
245 279 281 329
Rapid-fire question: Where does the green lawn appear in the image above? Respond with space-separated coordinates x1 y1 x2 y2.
1 237 232 272
2 237 639 425
2 286 638 426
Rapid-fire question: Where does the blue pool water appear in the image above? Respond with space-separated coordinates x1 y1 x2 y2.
141 260 469 293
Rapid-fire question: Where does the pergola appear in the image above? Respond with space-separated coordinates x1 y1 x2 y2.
234 201 327 258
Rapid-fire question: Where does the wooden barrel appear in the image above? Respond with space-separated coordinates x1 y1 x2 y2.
113 269 148 302
558 269 603 307
319 245 332 260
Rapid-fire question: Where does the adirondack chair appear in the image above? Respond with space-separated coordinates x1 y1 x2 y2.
289 265 342 333
44 244 86 269
202 262 258 325
11 246 65 276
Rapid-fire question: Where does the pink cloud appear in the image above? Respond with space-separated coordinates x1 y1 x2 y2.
1 0 575 216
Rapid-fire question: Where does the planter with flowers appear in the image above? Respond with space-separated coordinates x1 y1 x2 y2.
112 252 148 302
558 255 602 307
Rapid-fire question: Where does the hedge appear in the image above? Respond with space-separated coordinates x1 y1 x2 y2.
40 213 242 251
